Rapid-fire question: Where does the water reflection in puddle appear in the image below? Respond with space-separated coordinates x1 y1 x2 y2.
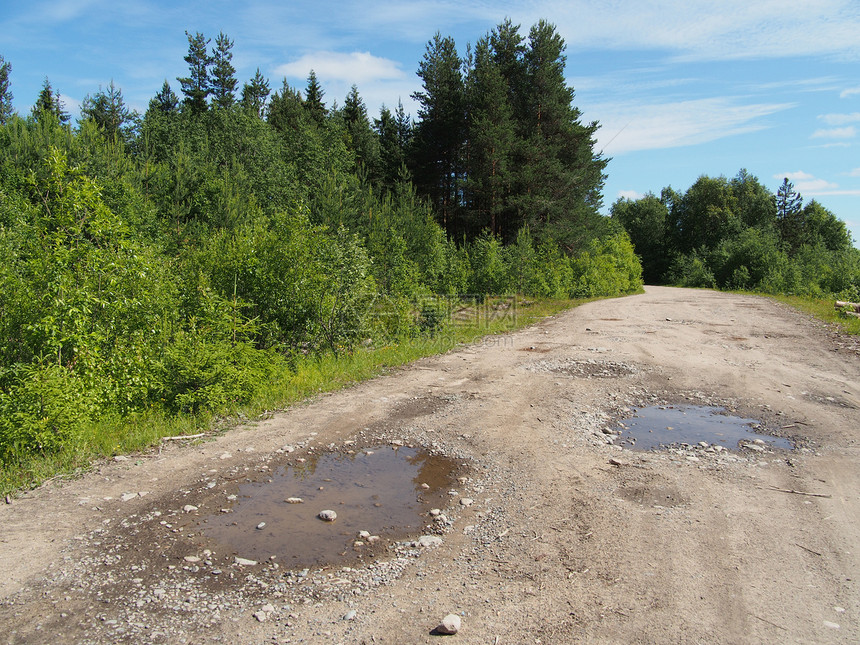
616 405 793 451
197 446 460 568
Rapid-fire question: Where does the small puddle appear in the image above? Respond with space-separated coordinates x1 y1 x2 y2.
616 405 793 451
196 446 460 569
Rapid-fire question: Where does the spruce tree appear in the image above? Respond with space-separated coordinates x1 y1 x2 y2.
776 177 804 252
32 78 69 124
303 70 327 126
80 80 136 139
267 78 306 133
342 85 378 175
241 68 270 118
210 32 237 109
0 54 12 124
177 31 212 114
148 80 180 115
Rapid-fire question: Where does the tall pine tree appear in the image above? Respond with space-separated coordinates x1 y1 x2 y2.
410 32 467 235
177 31 211 114
241 68 270 118
465 34 516 238
210 32 237 109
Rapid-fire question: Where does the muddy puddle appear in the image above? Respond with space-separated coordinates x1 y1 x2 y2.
193 446 461 569
615 405 793 451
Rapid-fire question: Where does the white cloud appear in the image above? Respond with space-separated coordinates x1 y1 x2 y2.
818 112 860 126
273 51 406 85
587 97 792 154
849 168 860 177
841 86 860 98
500 0 860 61
776 171 815 181
796 179 839 192
617 190 645 201
811 126 857 139
774 171 840 194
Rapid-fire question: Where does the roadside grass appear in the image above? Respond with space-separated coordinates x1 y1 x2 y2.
769 294 860 335
0 296 578 497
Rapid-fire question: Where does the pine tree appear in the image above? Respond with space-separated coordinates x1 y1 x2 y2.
513 20 607 248
148 80 180 115
410 32 466 235
0 54 13 124
210 32 237 109
177 31 211 114
776 177 804 252
80 80 137 139
267 78 306 133
32 78 69 124
303 70 327 126
342 85 378 175
465 35 516 238
241 68 270 118
374 105 404 191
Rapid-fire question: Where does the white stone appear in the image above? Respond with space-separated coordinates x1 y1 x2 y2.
318 510 337 522
183 504 198 512
418 535 443 548
437 614 461 634
234 557 258 566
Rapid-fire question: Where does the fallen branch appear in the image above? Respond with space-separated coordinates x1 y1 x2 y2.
795 543 823 557
751 613 787 631
161 433 206 442
760 485 831 498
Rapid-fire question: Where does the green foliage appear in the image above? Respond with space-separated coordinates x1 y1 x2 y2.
0 25 646 479
0 363 92 459
614 169 858 297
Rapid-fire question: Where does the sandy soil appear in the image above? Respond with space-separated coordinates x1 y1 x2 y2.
1 286 859 644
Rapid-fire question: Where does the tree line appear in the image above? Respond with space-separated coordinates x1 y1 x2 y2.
611 170 860 295
0 23 641 461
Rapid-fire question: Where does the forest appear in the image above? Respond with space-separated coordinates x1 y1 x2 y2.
611 171 860 296
0 21 643 467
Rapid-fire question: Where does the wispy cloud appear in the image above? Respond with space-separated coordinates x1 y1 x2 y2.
811 126 857 139
776 171 841 193
849 168 860 177
779 171 815 181
274 51 406 85
500 0 860 61
617 190 645 201
588 97 793 154
841 86 860 98
819 112 860 126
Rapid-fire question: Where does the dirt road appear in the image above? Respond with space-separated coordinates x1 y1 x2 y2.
2 286 859 644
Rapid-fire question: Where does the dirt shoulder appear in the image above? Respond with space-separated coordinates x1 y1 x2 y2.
1 286 858 644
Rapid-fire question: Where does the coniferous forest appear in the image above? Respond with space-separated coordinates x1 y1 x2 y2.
0 20 856 470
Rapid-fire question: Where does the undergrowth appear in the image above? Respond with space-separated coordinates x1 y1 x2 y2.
0 296 576 496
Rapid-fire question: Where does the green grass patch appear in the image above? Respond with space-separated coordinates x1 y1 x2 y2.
0 296 579 497
769 294 860 335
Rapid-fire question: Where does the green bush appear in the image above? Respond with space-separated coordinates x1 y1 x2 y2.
0 364 92 458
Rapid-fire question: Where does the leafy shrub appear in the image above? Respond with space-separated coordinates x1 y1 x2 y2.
0 364 92 459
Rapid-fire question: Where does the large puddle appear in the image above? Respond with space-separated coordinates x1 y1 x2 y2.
195 446 461 569
615 405 793 452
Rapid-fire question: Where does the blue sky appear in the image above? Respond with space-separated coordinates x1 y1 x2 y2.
2 0 859 243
